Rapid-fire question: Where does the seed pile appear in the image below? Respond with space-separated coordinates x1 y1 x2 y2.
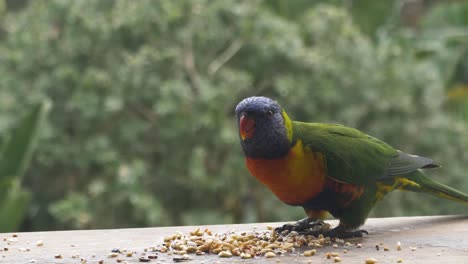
155 225 351 261
149 227 413 263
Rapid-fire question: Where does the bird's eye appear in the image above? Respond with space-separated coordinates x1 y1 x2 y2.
266 110 274 117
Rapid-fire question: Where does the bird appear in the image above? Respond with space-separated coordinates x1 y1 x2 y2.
235 96 468 238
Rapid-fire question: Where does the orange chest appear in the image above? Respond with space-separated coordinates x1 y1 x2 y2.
245 140 327 205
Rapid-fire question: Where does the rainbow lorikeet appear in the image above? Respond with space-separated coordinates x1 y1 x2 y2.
235 96 468 238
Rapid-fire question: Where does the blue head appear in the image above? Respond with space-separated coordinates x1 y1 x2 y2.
235 96 291 159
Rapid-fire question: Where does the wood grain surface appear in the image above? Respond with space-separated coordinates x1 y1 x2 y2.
1 215 467 264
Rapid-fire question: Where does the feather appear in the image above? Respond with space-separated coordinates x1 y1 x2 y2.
384 150 439 178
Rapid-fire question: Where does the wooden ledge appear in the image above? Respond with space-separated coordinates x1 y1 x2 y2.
1 215 467 263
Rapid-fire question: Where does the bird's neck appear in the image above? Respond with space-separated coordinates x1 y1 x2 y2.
281 110 293 142
240 136 290 159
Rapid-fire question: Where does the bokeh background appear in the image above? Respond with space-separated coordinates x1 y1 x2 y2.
1 0 468 232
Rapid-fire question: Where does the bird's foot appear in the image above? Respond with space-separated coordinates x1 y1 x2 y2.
275 218 328 234
299 227 368 239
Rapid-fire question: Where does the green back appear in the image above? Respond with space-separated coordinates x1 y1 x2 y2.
292 122 398 184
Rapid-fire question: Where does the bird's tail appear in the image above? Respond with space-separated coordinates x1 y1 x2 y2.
398 170 468 204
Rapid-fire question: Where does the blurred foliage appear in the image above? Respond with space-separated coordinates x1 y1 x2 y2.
0 102 49 232
0 0 467 231
418 2 468 119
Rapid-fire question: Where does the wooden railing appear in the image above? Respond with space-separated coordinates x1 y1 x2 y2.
1 215 467 263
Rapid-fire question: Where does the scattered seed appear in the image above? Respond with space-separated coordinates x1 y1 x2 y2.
173 254 191 262
111 248 120 253
303 249 316 257
397 241 401 251
334 256 342 262
98 260 104 264
54 254 63 259
12 234 18 238
281 242 294 251
343 249 348 253
240 253 252 259
335 238 345 244
365 258 378 264
265 252 276 258
36 240 44 247
410 247 417 251
29 259 36 263
108 253 119 258
190 228 203 236
357 243 362 248
333 244 338 248
218 251 232 258
138 256 151 262
126 252 134 257
397 258 403 263
326 252 340 259
148 255 158 259
375 245 380 250
344 242 351 247
383 247 389 251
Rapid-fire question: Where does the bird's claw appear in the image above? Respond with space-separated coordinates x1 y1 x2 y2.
274 224 295 233
274 218 368 238
331 229 368 238
300 228 368 238
275 218 327 234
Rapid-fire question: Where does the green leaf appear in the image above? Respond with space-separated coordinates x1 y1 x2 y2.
0 100 51 183
0 100 50 231
0 179 31 232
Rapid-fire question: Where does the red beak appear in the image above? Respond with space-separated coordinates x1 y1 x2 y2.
239 114 255 140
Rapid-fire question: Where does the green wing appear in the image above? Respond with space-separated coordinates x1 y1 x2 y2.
292 122 437 184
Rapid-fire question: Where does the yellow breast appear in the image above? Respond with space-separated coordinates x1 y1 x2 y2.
246 140 327 205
